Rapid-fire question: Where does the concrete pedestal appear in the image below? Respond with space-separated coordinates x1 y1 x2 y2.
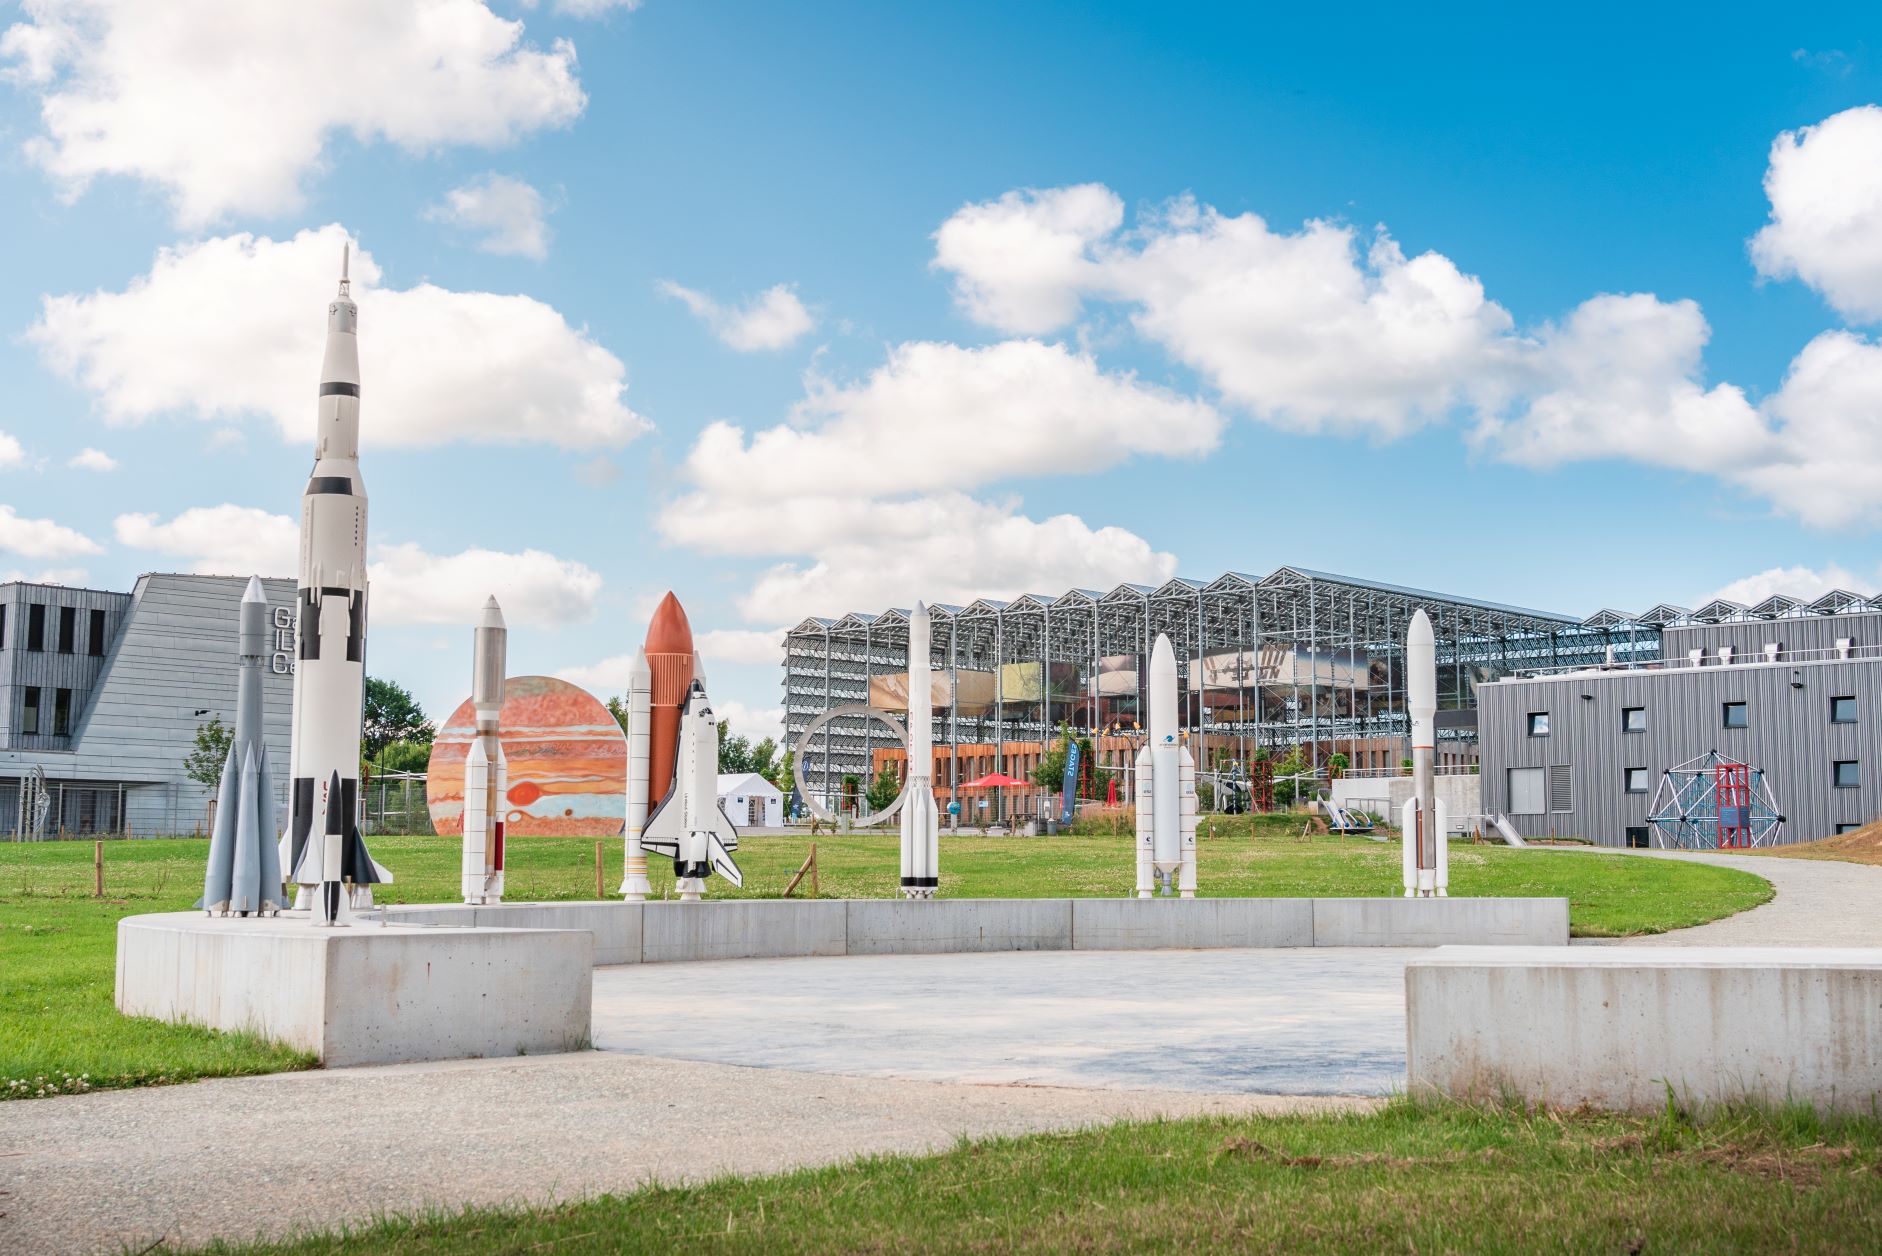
1406 946 1882 1112
116 913 592 1067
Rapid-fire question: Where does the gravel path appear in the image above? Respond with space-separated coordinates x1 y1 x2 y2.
0 1050 1369 1256
1586 847 1882 947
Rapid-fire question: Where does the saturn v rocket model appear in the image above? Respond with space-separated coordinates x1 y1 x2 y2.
1401 608 1449 897
898 602 940 898
284 247 389 926
199 576 286 916
1135 634 1198 897
461 596 508 905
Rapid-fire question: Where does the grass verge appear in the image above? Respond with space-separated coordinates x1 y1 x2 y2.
190 1099 1882 1254
3 822 1770 1098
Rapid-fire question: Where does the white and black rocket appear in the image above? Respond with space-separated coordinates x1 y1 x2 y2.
641 672 743 901
461 596 508 905
898 601 939 898
284 248 389 926
1134 634 1198 897
199 576 286 915
1401 608 1449 896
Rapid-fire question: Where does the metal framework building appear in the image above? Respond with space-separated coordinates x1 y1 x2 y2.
784 566 1638 806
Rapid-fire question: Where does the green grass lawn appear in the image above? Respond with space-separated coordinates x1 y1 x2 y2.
193 1100 1882 1254
2 819 1770 1099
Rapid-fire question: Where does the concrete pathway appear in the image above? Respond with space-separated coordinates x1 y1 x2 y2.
1582 847 1882 947
593 946 1411 1094
0 1051 1368 1256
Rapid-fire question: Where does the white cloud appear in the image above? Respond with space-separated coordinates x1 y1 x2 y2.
67 446 117 471
31 224 649 449
696 627 788 667
552 0 643 15
0 506 101 559
1 0 585 226
659 281 816 351
113 504 297 575
0 566 90 585
425 173 552 259
115 504 602 624
1738 330 1882 527
1701 563 1871 608
933 187 1513 435
1751 105 1882 322
366 542 602 627
714 700 783 746
554 653 637 693
0 432 24 469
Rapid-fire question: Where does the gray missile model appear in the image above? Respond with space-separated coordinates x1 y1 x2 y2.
898 602 939 898
284 246 389 926
1134 634 1197 897
1401 608 1448 896
641 674 742 900
198 576 286 916
462 596 508 905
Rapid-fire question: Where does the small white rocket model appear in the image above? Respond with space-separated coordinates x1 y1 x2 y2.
284 245 390 926
1402 608 1449 897
640 673 743 900
619 647 654 900
199 576 285 916
1135 634 1197 897
898 602 940 898
461 596 507 905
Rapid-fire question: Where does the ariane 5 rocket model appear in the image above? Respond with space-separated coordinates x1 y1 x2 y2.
199 576 286 916
898 602 940 898
640 676 743 900
1135 634 1197 897
462 596 507 905
285 246 389 926
1402 608 1449 897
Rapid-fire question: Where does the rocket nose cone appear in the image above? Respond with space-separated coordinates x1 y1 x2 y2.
644 591 694 655
1408 608 1435 648
479 595 506 631
1151 633 1176 670
629 646 651 683
912 600 928 622
242 575 266 604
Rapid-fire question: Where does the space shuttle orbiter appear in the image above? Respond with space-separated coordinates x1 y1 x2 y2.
640 677 743 900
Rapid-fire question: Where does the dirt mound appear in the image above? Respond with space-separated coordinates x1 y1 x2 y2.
1761 820 1882 867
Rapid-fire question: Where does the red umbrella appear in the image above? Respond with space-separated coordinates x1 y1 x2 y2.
959 771 1028 789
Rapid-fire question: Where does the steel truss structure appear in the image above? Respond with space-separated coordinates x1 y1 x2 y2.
1646 750 1785 850
784 566 1644 806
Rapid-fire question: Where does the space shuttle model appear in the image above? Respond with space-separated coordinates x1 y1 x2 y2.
199 576 286 916
640 672 744 900
283 246 390 926
898 602 940 898
1134 634 1197 897
1402 608 1449 896
461 596 508 905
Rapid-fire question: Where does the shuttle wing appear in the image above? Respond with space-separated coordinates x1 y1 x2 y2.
641 792 682 858
707 831 743 887
712 800 741 853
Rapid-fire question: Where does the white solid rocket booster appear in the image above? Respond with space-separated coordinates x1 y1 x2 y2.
285 246 389 926
462 596 507 905
1134 634 1197 897
1401 608 1448 897
898 602 940 898
619 647 654 900
640 676 743 900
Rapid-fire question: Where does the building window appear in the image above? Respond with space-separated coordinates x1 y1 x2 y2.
1836 823 1863 835
1508 766 1545 814
1834 760 1861 789
26 603 45 651
1722 701 1748 729
52 687 72 737
88 608 106 656
1624 768 1648 794
1621 707 1645 734
20 686 40 734
1527 711 1550 737
0 604 6 649
57 606 76 653
1831 696 1858 724
1625 826 1649 848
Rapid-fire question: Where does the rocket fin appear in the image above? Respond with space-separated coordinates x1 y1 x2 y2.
712 800 741 853
707 831 744 888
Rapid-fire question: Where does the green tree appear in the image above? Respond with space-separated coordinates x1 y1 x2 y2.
1328 752 1349 781
768 748 796 794
184 717 233 790
1273 747 1307 806
377 739 432 774
364 677 432 763
1030 722 1073 790
717 720 755 774
864 763 900 813
605 695 630 735
749 736 777 781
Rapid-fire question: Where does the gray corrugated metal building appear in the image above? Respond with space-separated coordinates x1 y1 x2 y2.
1479 598 1882 845
1 573 295 836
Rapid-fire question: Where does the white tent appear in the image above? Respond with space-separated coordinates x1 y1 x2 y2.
717 772 782 828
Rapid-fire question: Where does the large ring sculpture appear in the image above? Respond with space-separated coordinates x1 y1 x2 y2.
792 703 912 825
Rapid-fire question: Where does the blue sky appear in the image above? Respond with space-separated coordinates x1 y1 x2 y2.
2 1 1881 740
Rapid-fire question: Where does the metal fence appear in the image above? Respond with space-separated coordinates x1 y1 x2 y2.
364 771 433 837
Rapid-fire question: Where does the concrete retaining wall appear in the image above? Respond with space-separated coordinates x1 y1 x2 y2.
1406 946 1882 1112
380 895 1568 964
117 913 592 1067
